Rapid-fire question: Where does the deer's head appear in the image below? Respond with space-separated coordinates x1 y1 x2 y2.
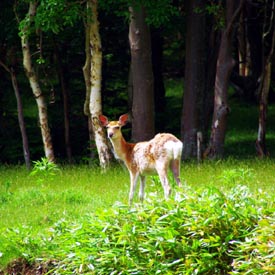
99 114 129 140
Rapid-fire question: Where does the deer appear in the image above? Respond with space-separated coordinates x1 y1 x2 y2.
99 114 183 204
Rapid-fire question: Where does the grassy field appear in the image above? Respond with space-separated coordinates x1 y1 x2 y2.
0 164 128 230
0 159 274 231
1 159 275 274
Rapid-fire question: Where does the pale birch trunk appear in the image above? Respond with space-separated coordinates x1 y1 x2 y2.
83 0 111 169
20 2 55 162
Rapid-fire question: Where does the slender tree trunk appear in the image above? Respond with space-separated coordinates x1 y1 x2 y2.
11 67 31 169
20 2 55 162
205 0 244 159
181 0 207 159
230 1 264 101
237 10 250 77
256 0 275 157
83 13 96 163
54 45 73 163
151 28 165 133
201 22 219 145
0 61 31 169
83 0 111 169
83 13 91 117
129 5 155 142
256 62 271 157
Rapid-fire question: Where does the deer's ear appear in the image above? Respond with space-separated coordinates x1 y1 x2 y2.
99 115 109 127
119 114 129 126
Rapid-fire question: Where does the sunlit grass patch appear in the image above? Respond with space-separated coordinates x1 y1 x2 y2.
0 164 129 230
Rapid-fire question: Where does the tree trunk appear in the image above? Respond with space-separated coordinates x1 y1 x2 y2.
151 28 165 133
200 21 220 145
230 1 264 101
256 62 271 157
129 5 155 142
0 60 31 169
83 13 92 117
84 0 111 169
20 2 55 162
181 0 207 159
256 0 275 157
54 45 73 163
205 0 244 159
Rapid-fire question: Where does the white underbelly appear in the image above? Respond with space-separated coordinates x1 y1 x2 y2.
137 160 156 175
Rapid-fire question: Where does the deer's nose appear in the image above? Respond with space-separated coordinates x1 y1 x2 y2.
108 132 114 138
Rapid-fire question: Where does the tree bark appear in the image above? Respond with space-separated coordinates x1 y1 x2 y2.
231 1 264 100
256 0 275 157
129 5 155 142
205 0 244 159
83 13 92 117
256 62 271 157
20 2 55 162
151 28 165 133
181 0 207 159
54 45 73 163
84 0 111 169
0 60 31 169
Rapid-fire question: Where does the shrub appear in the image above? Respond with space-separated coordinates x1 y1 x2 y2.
2 184 272 274
30 157 60 184
231 214 275 274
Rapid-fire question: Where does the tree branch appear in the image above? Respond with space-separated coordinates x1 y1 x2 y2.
225 0 245 35
0 60 11 73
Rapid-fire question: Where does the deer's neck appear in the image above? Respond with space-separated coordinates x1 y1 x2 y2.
110 136 135 164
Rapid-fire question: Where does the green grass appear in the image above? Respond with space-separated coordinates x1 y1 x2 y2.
0 165 129 230
226 101 275 158
1 159 275 231
1 159 275 273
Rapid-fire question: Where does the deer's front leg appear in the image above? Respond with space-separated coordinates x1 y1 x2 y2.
129 172 139 205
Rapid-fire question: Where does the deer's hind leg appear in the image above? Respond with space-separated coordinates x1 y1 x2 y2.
170 159 182 187
156 161 171 199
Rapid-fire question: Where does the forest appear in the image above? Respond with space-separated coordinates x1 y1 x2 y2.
1 0 275 168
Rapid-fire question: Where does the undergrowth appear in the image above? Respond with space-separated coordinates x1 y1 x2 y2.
1 184 275 274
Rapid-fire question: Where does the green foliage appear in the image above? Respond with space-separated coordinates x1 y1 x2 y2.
100 0 179 28
218 168 255 186
0 182 12 204
1 184 274 274
142 0 179 28
205 2 225 30
17 0 82 37
231 215 275 274
30 157 60 184
35 0 82 33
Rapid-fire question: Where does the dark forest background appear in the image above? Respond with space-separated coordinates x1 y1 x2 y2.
1 0 275 166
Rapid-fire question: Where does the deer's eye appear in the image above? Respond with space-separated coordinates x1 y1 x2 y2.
114 126 120 130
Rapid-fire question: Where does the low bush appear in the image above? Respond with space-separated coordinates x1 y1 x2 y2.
1 184 274 274
231 211 275 274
